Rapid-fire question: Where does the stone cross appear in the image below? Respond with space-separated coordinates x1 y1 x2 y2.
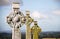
25 10 33 39
31 21 41 39
6 2 25 39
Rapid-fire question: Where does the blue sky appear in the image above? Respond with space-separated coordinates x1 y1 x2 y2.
0 0 60 33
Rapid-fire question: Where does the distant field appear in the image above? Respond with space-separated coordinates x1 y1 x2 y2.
42 38 60 39
43 38 56 39
57 38 60 39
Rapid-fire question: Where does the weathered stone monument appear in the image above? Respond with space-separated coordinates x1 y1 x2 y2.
31 21 41 39
25 10 33 39
6 2 24 39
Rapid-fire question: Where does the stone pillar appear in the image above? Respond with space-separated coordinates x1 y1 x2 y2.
12 26 21 39
25 10 33 39
26 25 31 39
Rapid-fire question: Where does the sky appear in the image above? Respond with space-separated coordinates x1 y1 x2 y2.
0 0 60 33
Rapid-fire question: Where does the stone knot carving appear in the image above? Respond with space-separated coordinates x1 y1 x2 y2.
6 11 25 28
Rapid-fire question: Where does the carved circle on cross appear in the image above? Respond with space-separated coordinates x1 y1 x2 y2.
6 11 25 28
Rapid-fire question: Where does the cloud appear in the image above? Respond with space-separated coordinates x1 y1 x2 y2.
53 10 60 15
0 0 9 6
54 0 60 2
31 11 48 20
0 0 23 6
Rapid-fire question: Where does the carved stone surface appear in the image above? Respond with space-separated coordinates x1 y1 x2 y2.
6 11 24 28
6 11 24 39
